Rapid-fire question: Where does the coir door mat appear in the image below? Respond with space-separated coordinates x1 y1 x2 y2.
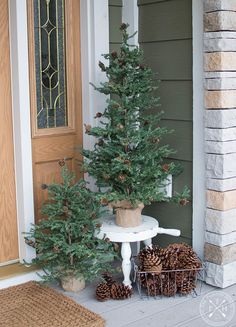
0 281 105 327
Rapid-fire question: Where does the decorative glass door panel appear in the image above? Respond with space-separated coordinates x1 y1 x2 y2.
34 0 67 129
28 0 82 223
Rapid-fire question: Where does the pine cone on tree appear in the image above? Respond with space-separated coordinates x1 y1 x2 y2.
102 272 115 289
96 283 111 301
110 283 132 300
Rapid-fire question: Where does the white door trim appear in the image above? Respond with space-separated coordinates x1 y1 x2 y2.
192 0 205 259
8 0 36 264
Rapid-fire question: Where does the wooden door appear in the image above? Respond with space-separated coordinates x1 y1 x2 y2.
0 0 19 263
27 0 83 223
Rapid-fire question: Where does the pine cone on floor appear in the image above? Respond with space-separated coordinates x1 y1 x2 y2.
110 283 132 300
96 283 111 301
142 253 162 273
102 272 115 289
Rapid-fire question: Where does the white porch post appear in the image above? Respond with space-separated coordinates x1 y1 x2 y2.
80 0 109 151
80 0 109 189
192 0 205 260
9 0 36 263
122 0 139 45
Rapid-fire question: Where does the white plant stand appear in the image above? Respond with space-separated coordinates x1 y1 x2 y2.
95 215 181 288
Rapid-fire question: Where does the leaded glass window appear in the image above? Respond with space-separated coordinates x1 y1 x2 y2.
34 0 67 129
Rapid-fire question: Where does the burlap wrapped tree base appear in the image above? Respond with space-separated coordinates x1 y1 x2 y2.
0 281 105 327
111 201 144 227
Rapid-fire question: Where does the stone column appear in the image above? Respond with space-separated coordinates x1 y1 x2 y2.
204 0 236 287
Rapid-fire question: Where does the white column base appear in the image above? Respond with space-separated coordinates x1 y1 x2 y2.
205 261 236 288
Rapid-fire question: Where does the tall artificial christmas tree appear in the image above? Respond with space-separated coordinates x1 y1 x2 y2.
25 163 116 290
82 24 189 227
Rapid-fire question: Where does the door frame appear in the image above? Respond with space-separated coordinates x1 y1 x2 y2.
8 0 110 263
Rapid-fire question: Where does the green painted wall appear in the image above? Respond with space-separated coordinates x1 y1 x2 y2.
109 0 123 52
138 0 193 247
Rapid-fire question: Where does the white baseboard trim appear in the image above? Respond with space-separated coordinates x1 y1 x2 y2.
0 270 44 290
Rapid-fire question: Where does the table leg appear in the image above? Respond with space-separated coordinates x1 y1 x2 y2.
143 238 152 248
121 242 132 288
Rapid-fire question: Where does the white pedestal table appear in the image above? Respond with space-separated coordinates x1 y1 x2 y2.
96 215 181 287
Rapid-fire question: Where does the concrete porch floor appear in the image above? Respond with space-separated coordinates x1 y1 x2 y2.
56 278 236 327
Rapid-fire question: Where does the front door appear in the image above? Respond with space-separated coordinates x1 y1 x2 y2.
0 0 19 264
27 0 83 223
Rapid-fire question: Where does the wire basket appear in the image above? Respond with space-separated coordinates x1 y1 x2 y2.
133 260 205 300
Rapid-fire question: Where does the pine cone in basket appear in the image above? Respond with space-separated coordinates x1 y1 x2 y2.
146 277 161 297
102 272 115 289
138 272 149 287
142 253 162 273
96 283 111 301
138 245 160 269
160 273 177 297
160 243 202 270
178 278 196 295
110 283 132 300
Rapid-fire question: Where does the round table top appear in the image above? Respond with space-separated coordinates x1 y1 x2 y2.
95 215 159 243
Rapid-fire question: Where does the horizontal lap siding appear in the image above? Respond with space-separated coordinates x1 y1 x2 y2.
109 0 122 52
139 0 193 246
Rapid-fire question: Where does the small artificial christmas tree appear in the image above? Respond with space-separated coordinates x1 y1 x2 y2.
25 163 116 286
82 24 189 226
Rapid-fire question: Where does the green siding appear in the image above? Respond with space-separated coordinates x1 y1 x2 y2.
109 0 122 52
139 0 193 247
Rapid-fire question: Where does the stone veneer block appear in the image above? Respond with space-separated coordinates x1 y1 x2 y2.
205 109 236 128
205 242 236 265
206 230 236 246
204 0 236 12
206 153 236 178
204 11 236 32
205 127 236 141
206 208 236 234
205 52 236 71
207 177 236 192
205 38 236 52
205 90 236 109
207 189 236 210
205 261 236 288
206 71 236 79
206 78 236 90
206 140 236 154
205 31 236 39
